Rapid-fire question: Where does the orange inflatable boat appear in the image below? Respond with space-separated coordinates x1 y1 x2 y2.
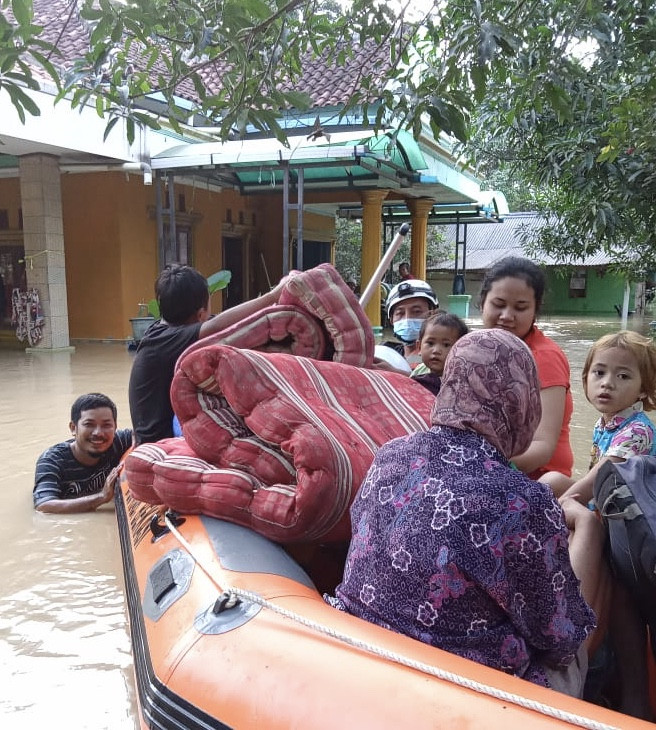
115 475 652 730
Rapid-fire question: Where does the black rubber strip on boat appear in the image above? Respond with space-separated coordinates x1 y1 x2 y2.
115 488 233 730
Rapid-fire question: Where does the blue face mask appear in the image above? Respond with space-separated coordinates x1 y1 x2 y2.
393 318 424 344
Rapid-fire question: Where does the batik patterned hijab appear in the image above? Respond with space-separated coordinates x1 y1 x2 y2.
431 329 541 459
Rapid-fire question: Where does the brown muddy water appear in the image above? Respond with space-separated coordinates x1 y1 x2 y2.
1 314 653 729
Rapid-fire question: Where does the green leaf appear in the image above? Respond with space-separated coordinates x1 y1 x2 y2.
471 64 487 103
283 90 311 111
29 50 61 85
102 116 119 141
207 270 232 294
147 298 159 318
544 82 572 124
6 85 26 123
6 82 39 116
11 0 33 27
126 116 135 145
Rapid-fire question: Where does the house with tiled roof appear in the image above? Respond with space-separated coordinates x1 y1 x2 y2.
0 0 502 348
427 211 647 317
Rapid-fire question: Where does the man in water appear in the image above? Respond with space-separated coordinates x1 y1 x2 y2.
33 393 132 513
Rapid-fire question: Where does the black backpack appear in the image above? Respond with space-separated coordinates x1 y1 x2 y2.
593 456 656 643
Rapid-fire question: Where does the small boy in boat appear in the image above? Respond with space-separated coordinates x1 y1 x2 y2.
381 279 439 368
410 312 468 396
128 265 291 445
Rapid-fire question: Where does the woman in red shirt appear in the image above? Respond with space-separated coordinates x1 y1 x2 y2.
479 256 573 480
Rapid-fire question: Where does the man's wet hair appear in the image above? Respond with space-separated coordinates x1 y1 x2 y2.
71 393 117 424
155 264 209 325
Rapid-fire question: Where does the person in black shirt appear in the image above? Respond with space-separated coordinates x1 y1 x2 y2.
128 264 290 445
33 393 132 513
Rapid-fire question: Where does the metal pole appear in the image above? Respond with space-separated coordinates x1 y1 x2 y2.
296 167 304 270
282 165 290 275
167 174 176 264
621 280 630 329
359 223 410 308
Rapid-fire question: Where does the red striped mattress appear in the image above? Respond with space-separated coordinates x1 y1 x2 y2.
126 348 435 542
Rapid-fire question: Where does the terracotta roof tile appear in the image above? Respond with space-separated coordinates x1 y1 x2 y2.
21 1 393 111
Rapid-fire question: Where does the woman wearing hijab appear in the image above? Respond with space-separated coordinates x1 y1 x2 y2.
328 329 607 697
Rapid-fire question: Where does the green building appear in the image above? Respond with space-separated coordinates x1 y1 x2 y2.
428 212 647 317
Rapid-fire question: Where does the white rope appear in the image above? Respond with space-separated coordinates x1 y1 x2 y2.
164 515 620 730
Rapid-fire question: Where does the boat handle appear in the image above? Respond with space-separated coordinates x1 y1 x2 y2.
149 510 185 541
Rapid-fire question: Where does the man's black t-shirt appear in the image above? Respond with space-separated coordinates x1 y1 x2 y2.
33 429 133 508
128 319 201 444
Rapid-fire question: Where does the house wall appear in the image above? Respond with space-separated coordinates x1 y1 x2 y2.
429 269 636 319
1 168 339 344
1 171 337 344
62 172 127 339
61 172 263 340
0 177 25 345
0 177 22 224
545 269 635 315
252 197 336 291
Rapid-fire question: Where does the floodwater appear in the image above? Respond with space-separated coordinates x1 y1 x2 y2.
1 342 138 730
1 314 653 729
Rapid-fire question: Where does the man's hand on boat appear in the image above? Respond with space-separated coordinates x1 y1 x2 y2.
101 465 122 506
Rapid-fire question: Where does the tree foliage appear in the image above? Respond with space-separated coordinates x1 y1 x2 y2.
334 218 449 288
2 0 656 267
465 0 656 271
0 0 59 122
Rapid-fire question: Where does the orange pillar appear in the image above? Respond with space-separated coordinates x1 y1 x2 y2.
407 197 435 281
360 189 389 325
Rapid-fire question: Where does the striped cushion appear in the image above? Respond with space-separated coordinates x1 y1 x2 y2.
125 438 194 504
278 263 375 367
126 346 435 543
175 304 327 364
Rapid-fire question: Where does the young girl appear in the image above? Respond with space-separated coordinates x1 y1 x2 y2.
545 330 656 720
411 312 468 395
544 330 656 501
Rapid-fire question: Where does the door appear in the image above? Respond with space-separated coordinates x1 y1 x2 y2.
0 244 26 331
292 239 331 271
222 236 244 310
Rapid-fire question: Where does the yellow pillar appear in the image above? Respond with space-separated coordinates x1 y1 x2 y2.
407 197 435 281
360 189 389 325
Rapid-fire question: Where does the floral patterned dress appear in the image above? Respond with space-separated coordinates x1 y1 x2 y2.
327 329 595 689
328 426 596 686
590 401 656 469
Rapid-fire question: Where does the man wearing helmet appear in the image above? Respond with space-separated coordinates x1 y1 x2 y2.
383 279 439 367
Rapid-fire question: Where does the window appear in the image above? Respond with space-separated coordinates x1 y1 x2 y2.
163 224 192 266
569 270 587 298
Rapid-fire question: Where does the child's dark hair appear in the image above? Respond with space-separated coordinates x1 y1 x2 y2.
582 331 656 411
71 393 117 424
478 257 546 314
155 264 209 325
418 311 469 341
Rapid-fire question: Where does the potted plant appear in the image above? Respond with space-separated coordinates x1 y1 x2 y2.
130 270 232 344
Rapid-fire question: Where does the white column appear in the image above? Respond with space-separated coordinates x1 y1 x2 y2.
18 153 71 349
